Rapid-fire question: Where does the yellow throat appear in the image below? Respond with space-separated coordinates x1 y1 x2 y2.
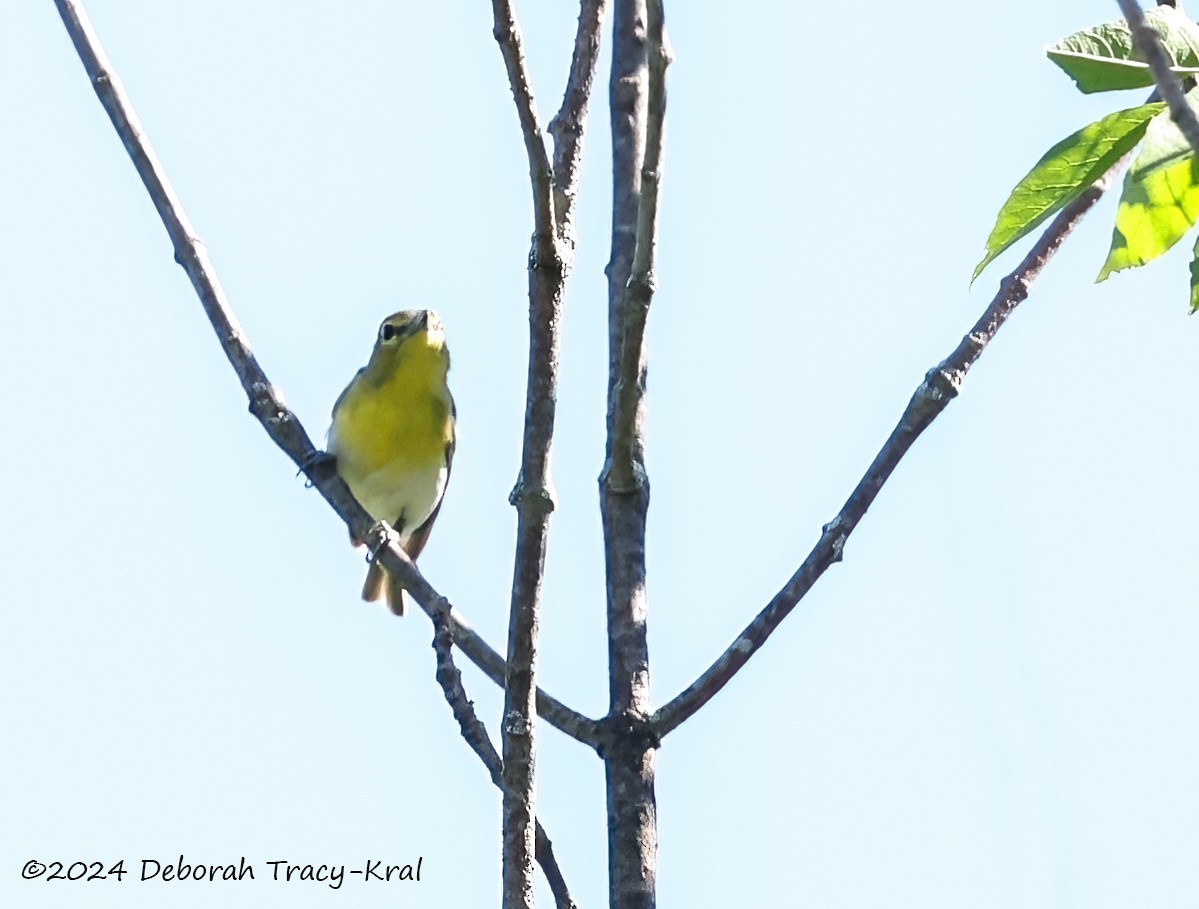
328 309 456 614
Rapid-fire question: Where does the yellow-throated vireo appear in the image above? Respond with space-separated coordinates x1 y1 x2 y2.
328 310 455 615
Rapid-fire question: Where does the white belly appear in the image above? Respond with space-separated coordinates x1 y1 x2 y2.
349 461 448 541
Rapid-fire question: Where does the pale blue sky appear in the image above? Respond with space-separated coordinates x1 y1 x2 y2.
4 2 1198 907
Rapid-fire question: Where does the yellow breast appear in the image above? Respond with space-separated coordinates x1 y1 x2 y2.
328 334 454 537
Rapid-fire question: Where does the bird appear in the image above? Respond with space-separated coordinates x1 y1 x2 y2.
327 309 456 615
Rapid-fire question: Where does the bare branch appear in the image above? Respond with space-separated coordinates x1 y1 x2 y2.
548 0 608 247
601 3 666 907
604 1 670 494
431 611 578 909
489 2 576 906
53 0 263 423
490 0 613 898
492 0 557 254
652 159 1129 739
50 0 601 752
447 609 599 747
1116 0 1199 155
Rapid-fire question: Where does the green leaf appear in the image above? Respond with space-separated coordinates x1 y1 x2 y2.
973 103 1163 282
1133 85 1199 178
1046 6 1199 94
1097 109 1199 282
1188 235 1199 312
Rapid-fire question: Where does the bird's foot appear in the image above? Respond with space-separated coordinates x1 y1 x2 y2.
297 449 336 486
365 521 401 562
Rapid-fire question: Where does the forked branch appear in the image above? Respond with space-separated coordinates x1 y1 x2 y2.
489 1 607 906
492 0 557 257
652 159 1129 738
549 0 608 247
49 0 600 748
430 612 577 909
53 0 596 899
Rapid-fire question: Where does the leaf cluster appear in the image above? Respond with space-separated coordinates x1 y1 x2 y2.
976 5 1199 310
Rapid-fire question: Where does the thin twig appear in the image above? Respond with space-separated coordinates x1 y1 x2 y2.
652 159 1128 739
548 0 608 248
431 612 578 909
490 2 571 907
605 1 671 494
50 0 601 752
492 0 557 256
1116 0 1199 154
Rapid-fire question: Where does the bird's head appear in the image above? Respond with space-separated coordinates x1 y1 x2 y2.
367 309 448 369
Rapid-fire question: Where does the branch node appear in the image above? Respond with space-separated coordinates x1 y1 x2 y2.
821 518 848 564
430 594 453 626
504 709 533 737
599 456 648 495
596 709 661 759
626 271 656 299
529 231 565 275
508 481 556 514
998 272 1030 303
923 366 961 401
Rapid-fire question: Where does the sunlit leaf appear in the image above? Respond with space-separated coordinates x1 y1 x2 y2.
1097 110 1199 282
973 103 1162 282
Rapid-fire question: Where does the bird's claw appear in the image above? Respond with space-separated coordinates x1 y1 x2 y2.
366 521 400 562
297 449 337 486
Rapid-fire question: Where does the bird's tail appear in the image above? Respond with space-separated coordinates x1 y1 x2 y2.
361 563 406 616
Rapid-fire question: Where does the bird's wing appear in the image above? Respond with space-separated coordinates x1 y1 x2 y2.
402 434 454 562
330 366 367 420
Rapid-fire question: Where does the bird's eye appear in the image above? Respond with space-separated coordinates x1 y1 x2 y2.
380 323 397 342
